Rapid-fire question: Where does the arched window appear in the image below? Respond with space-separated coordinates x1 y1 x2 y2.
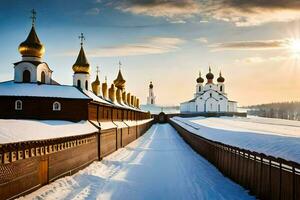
41 71 46 83
23 70 31 83
210 93 212 98
198 86 201 92
53 102 61 111
85 80 88 90
77 80 81 88
15 100 22 110
218 104 220 112
220 85 223 92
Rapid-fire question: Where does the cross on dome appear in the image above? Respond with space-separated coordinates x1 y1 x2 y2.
78 33 85 46
30 9 36 26
118 61 122 70
96 66 100 75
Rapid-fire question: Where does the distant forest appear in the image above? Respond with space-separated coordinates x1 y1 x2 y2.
246 102 300 121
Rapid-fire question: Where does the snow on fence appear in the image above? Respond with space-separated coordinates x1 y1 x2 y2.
0 119 153 200
169 118 300 200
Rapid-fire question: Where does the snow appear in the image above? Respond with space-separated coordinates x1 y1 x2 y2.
123 120 137 126
18 124 254 200
82 89 143 112
113 121 129 128
171 116 300 163
82 90 112 105
136 118 153 125
0 81 89 99
140 104 180 114
100 121 117 130
0 119 98 144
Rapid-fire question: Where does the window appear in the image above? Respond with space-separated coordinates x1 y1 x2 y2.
41 71 46 83
198 86 201 92
220 85 223 92
210 93 212 98
77 80 81 88
53 102 61 111
23 70 31 83
218 104 220 112
15 100 22 110
85 81 88 90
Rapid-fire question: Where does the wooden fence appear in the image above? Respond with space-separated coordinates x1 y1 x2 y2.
169 119 300 200
0 119 153 200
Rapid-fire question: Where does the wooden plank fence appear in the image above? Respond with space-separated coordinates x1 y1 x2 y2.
169 119 300 200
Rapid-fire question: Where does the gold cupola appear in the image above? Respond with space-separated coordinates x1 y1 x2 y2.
72 33 90 74
18 10 45 58
91 66 101 95
72 46 90 74
113 62 126 90
102 76 108 99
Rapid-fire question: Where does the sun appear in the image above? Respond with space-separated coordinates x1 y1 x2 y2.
289 39 300 54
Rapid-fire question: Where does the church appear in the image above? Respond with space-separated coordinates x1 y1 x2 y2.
180 67 237 113
0 10 144 121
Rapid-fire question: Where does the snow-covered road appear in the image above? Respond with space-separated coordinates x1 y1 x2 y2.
19 124 254 200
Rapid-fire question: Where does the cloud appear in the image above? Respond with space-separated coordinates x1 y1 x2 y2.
196 37 208 43
113 0 300 26
210 39 290 50
199 20 209 23
86 8 100 15
65 37 185 57
235 56 289 63
115 0 200 18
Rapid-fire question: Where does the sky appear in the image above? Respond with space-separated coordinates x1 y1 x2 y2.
1 0 300 106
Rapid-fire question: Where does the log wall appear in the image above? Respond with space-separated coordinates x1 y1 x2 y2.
169 119 300 200
0 103 153 200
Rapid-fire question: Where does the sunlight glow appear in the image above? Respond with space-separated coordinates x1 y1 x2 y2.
289 39 300 54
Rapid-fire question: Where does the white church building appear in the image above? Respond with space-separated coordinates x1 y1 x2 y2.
180 67 237 113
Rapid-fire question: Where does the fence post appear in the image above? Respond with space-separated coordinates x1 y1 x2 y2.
292 165 295 200
279 162 282 200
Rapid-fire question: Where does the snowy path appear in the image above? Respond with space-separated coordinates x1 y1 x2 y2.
19 124 254 200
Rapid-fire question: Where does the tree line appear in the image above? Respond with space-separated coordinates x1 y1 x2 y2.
246 102 300 121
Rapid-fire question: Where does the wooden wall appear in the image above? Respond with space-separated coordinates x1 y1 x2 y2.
169 119 300 200
0 118 153 200
0 97 89 121
0 134 97 200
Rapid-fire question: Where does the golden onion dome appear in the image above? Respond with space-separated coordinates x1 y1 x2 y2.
206 67 214 80
92 75 100 95
113 69 126 90
217 72 225 83
196 72 204 83
18 26 45 58
149 81 153 89
72 46 90 73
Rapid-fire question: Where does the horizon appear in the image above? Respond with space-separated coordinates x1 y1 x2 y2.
1 0 300 107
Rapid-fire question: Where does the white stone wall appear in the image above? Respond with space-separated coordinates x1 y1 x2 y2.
73 73 90 91
14 62 52 84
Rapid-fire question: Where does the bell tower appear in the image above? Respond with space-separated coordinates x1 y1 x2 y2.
147 81 156 105
72 33 90 90
14 9 52 84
